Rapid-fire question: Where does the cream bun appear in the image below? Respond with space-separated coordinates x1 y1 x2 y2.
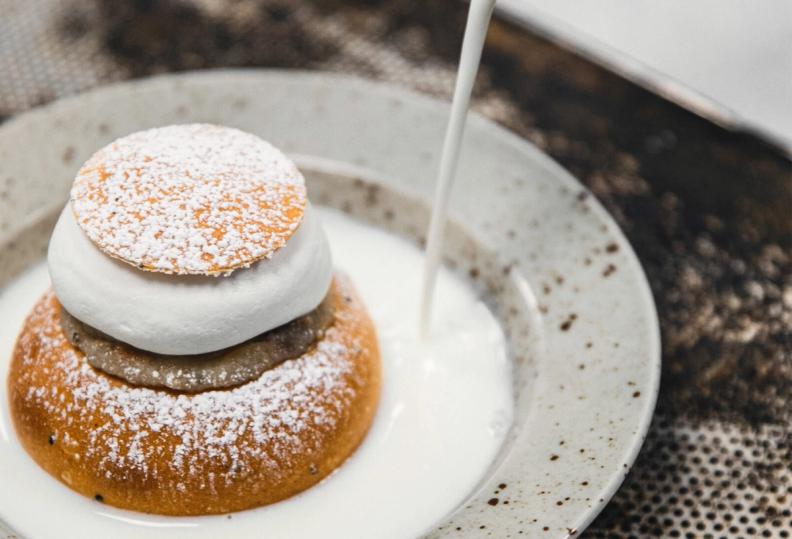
10 124 382 517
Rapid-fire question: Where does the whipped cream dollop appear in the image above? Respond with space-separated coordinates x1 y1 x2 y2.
48 204 332 355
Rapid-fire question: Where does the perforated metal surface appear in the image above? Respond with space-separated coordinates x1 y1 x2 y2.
0 1 789 537
592 422 790 538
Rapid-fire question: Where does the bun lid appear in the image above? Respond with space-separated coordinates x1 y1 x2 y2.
70 123 307 276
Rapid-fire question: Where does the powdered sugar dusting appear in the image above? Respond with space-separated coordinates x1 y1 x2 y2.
70 124 307 275
12 282 370 492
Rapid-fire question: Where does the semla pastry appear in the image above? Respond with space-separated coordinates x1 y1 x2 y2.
7 124 381 516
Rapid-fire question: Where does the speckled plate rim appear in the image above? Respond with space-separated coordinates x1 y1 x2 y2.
0 69 661 538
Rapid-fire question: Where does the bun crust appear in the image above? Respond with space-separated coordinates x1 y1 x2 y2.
8 276 380 516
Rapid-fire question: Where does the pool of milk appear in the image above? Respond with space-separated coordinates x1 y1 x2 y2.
0 207 513 539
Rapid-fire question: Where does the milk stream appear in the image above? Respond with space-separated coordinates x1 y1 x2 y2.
420 0 496 336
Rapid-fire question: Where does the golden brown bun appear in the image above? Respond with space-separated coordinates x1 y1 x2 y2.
8 276 380 516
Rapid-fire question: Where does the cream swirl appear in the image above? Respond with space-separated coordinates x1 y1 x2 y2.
48 204 332 355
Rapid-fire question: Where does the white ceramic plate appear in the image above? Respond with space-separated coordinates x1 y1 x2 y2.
0 70 660 538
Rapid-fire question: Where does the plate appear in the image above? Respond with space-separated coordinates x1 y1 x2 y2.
0 70 660 538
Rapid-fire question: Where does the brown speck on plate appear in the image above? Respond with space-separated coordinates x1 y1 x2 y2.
560 313 578 331
62 146 76 164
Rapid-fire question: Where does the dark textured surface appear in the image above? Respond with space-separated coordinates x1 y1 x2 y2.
1 0 790 536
